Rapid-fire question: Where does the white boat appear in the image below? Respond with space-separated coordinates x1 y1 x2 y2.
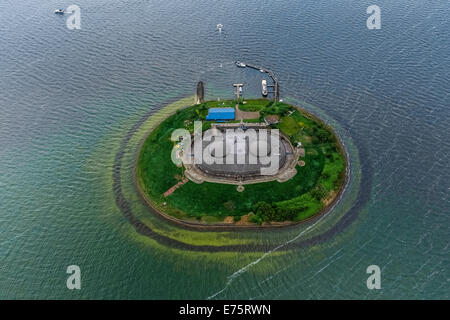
54 9 65 14
262 79 268 97
235 61 246 68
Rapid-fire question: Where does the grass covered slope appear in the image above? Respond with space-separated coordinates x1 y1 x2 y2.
137 99 346 225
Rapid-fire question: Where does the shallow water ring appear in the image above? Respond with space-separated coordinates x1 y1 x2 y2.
112 97 372 252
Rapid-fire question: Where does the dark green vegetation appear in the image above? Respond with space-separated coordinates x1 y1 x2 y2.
137 99 346 224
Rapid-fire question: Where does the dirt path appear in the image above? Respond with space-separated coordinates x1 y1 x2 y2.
235 104 260 120
164 178 188 197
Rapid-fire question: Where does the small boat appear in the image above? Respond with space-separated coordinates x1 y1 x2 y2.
235 61 246 68
54 9 65 14
262 79 268 97
217 24 223 31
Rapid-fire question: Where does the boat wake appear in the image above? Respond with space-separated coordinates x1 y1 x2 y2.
207 207 333 299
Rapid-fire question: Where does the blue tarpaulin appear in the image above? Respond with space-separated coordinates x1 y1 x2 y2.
206 108 235 121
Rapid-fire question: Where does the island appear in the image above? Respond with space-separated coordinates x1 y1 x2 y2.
136 98 346 227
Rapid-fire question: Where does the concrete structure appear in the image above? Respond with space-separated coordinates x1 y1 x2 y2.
183 123 301 185
264 115 279 125
195 81 204 104
233 83 244 99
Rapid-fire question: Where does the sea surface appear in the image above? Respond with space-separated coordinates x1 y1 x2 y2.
0 0 449 299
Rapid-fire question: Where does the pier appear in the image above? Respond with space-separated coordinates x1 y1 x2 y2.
241 62 280 102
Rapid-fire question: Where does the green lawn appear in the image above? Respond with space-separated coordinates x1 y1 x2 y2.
137 99 346 223
238 99 272 112
204 100 236 108
278 116 299 136
243 118 261 123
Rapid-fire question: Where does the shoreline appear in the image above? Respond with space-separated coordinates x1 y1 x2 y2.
133 98 350 231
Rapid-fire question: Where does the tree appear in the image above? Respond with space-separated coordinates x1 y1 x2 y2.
274 207 297 221
253 201 276 221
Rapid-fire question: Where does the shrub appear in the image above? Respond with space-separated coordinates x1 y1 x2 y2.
316 128 331 143
250 214 263 225
253 201 277 221
253 201 298 222
311 184 327 200
273 207 297 221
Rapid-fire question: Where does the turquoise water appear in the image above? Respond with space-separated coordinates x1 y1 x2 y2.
0 0 448 299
